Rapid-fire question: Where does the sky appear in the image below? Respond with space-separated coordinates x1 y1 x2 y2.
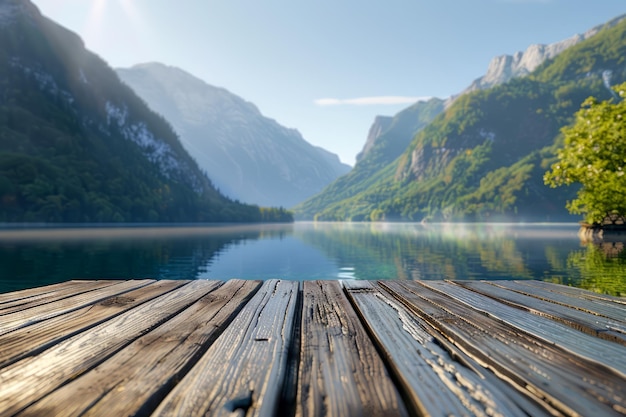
31 0 626 166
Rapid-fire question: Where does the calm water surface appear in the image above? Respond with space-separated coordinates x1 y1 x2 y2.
1 222 625 296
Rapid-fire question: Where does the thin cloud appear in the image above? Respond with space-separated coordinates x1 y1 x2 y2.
314 96 432 106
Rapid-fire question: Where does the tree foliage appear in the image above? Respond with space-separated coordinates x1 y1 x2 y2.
544 83 626 224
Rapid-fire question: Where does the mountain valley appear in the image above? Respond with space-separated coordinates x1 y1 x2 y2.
295 14 626 222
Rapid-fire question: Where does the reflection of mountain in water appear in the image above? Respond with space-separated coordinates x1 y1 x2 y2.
0 225 291 292
3 223 624 296
296 223 579 281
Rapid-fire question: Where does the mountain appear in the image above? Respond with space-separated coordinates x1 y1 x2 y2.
116 63 350 208
295 18 626 221
355 115 393 163
0 0 291 223
460 14 626 97
295 98 444 219
296 15 626 222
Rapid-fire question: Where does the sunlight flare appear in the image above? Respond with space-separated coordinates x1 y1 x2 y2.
87 0 106 25
81 0 149 55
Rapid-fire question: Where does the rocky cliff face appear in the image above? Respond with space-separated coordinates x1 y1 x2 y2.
355 116 393 163
117 63 350 208
294 98 445 220
459 14 626 97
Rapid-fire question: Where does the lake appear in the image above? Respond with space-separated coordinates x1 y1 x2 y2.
1 222 625 296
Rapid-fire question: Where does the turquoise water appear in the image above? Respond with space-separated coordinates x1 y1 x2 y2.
1 222 624 295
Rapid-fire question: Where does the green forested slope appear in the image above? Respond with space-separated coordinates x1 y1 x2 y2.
298 17 626 222
295 98 444 218
0 1 291 223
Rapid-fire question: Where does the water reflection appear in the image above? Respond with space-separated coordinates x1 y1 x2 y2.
203 235 337 280
564 241 626 296
0 222 624 296
0 224 292 292
296 222 575 281
296 222 625 296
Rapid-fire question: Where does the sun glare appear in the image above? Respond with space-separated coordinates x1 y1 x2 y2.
82 0 148 56
89 0 138 23
87 0 106 25
118 0 140 21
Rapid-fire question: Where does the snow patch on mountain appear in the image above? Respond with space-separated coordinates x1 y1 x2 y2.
105 101 200 189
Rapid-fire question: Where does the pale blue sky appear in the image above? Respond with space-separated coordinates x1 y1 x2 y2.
32 0 626 165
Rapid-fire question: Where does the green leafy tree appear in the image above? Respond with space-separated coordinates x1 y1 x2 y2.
544 83 626 224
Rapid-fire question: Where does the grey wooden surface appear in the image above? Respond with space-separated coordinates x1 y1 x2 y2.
0 279 624 417
297 281 408 417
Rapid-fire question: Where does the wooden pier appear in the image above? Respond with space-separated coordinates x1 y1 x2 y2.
0 279 624 416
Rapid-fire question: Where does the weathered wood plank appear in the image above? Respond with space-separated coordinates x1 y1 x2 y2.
1 278 623 417
493 280 626 321
0 280 221 416
152 279 299 417
296 281 408 417
0 280 187 368
0 279 154 336
383 280 626 416
0 280 115 303
513 279 626 305
342 280 544 417
0 280 119 313
458 281 626 344
420 280 626 377
17 280 262 417
0 282 64 303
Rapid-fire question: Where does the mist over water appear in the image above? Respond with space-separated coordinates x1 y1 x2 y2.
0 222 624 296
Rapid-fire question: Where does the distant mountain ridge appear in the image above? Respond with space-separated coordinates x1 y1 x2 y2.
295 17 623 220
116 63 350 208
459 13 626 97
0 0 290 222
363 13 626 158
295 14 626 222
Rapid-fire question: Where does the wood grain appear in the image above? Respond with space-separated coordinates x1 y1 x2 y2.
0 279 622 417
152 279 299 417
458 280 626 344
0 280 221 416
420 280 626 377
0 279 154 335
0 280 115 304
296 281 408 417
17 280 262 417
343 280 540 417
382 280 626 416
490 280 626 321
0 280 119 314
511 279 626 305
0 280 186 368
